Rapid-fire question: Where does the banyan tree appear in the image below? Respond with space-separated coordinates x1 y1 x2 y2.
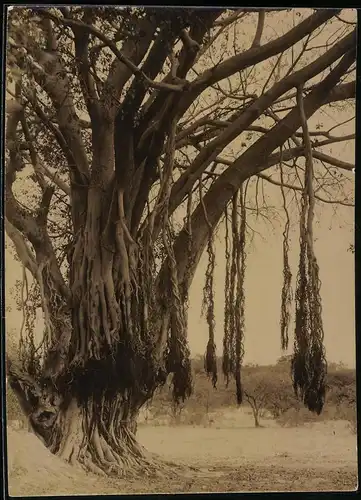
5 7 356 475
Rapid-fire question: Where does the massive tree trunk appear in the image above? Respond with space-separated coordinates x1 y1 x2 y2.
8 359 164 476
6 122 172 475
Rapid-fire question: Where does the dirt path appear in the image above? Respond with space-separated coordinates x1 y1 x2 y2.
7 420 358 495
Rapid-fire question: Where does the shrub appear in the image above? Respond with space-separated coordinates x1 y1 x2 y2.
143 358 356 429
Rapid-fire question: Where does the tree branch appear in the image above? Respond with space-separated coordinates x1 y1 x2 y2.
162 46 356 295
133 10 223 185
5 218 38 277
168 30 355 219
37 185 55 226
214 10 245 27
10 42 90 185
311 151 354 172
104 15 157 113
5 105 71 303
12 90 71 196
251 10 265 48
71 11 101 123
34 161 71 196
257 173 353 207
176 9 341 118
39 11 188 93
21 87 75 165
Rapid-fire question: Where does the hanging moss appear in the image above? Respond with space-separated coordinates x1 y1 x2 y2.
292 86 327 415
222 186 247 405
222 206 232 386
199 174 218 389
17 267 43 379
279 154 293 351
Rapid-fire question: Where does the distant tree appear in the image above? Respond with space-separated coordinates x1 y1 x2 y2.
193 355 206 375
244 391 265 427
170 400 185 425
277 354 293 366
326 369 356 407
243 367 269 427
146 359 356 428
190 373 212 415
243 365 298 426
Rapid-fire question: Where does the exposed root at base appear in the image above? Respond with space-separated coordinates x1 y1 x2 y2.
58 428 194 479
74 449 184 479
51 400 200 479
145 451 201 473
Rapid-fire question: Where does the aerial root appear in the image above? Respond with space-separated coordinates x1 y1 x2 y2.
62 438 199 479
80 448 172 478
56 409 197 479
82 456 108 476
70 427 190 479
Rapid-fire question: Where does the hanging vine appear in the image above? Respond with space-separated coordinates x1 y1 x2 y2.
279 147 293 351
200 174 218 388
222 205 232 386
222 185 247 404
234 186 247 404
159 116 192 403
182 188 195 304
292 85 327 415
18 266 42 378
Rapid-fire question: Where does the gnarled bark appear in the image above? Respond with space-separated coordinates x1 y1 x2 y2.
7 361 166 476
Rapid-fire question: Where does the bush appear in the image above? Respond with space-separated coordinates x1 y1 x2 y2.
144 358 357 429
276 397 357 429
277 407 303 427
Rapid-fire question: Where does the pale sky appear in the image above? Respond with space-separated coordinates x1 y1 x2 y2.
186 107 355 367
4 8 356 368
187 194 355 367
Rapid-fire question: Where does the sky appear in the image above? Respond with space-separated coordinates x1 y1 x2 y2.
4 8 356 368
186 100 356 367
187 194 355 367
183 8 357 367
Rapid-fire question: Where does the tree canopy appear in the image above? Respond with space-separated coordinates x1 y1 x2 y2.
5 7 356 475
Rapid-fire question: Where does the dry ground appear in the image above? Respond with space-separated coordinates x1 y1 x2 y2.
6 411 358 495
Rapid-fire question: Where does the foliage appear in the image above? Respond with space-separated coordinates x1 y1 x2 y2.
145 357 356 429
4 6 356 473
243 365 299 424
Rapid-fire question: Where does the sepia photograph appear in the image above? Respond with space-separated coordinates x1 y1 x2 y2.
3 6 358 495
